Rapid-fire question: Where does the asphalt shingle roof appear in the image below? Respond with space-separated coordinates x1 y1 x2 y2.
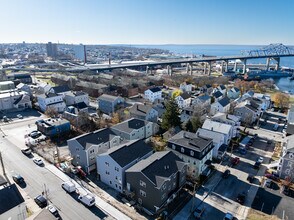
180 92 191 100
130 104 154 117
97 94 121 102
52 85 70 93
218 97 230 107
149 87 161 93
213 91 223 99
0 184 24 215
111 118 149 133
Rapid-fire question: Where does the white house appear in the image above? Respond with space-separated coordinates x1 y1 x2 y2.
96 139 153 192
227 87 240 100
0 90 32 111
196 128 226 158
210 97 231 116
211 113 240 137
144 87 162 103
37 83 52 94
192 94 211 108
64 91 89 106
175 92 191 109
202 119 233 145
212 90 224 102
180 82 193 92
37 93 66 113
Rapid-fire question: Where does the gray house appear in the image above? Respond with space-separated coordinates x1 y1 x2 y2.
125 151 187 215
97 94 124 114
67 128 121 173
234 101 259 125
111 118 158 140
129 104 158 122
97 139 153 192
278 135 294 181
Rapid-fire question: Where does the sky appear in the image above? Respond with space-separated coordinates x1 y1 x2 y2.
0 0 293 45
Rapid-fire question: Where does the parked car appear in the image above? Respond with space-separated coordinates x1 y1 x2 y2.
30 131 42 139
253 161 261 169
222 169 230 178
265 179 273 188
17 114 23 119
257 156 264 163
239 148 247 155
78 193 95 207
193 206 205 219
61 181 76 193
231 157 240 165
3 116 8 122
21 147 32 156
247 174 255 183
12 174 24 184
236 192 247 204
265 173 279 181
273 123 279 131
47 205 60 218
282 186 291 196
33 158 44 166
224 212 234 220
34 195 47 208
253 134 258 139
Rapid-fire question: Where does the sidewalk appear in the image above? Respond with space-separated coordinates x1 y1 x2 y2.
46 164 131 220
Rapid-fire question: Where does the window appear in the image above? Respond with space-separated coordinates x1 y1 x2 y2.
109 181 112 185
119 186 121 190
140 180 146 188
181 147 184 153
76 148 80 151
115 167 119 172
105 171 110 175
132 133 135 136
190 150 194 156
90 149 94 154
76 155 80 159
140 190 146 197
172 144 176 150
105 162 109 166
115 184 118 188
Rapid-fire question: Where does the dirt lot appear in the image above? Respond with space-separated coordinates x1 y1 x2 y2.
247 209 280 220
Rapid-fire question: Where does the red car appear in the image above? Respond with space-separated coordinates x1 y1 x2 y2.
231 157 240 165
265 173 279 181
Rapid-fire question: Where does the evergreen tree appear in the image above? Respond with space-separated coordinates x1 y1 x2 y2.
161 98 181 130
185 119 194 132
191 116 202 132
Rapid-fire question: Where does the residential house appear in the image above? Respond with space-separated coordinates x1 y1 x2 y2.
192 94 211 109
97 94 124 114
37 83 52 94
202 119 233 144
253 93 271 110
64 91 89 106
0 81 15 91
212 90 224 102
75 81 108 97
36 93 66 113
168 130 213 178
200 84 213 95
210 97 231 115
0 91 31 111
144 87 162 103
97 139 153 192
67 128 121 173
175 92 191 109
16 83 32 95
234 101 259 125
278 135 294 182
0 184 26 220
180 82 193 93
196 128 226 159
211 113 240 137
216 85 227 94
129 104 158 122
125 151 187 215
111 118 158 140
7 72 32 84
227 87 240 100
36 118 71 137
63 103 89 127
286 105 294 135
49 85 71 97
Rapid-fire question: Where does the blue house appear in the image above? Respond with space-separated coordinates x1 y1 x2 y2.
36 118 71 137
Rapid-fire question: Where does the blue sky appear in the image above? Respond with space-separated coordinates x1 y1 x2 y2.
0 0 293 45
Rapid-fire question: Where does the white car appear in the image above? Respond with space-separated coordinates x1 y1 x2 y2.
46 205 59 218
33 158 44 166
17 114 23 119
257 156 264 163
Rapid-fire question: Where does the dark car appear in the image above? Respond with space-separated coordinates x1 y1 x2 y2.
265 173 279 181
253 161 261 169
193 206 205 219
21 147 32 156
247 174 255 183
34 195 47 208
222 169 230 178
12 174 24 184
236 192 247 204
231 157 240 166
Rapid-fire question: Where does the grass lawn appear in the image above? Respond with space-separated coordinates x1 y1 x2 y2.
247 209 280 220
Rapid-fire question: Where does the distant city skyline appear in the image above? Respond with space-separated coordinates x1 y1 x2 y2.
1 0 294 45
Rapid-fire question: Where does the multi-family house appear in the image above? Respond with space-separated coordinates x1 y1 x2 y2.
111 118 158 140
97 94 124 114
16 83 31 95
212 90 224 102
168 130 213 178
253 93 271 110
67 128 121 173
144 87 162 103
217 85 227 94
50 85 71 98
96 139 153 192
192 94 211 109
64 91 89 106
227 87 240 100
175 92 191 109
129 103 158 122
202 119 233 144
36 118 71 137
180 82 193 93
196 128 227 159
200 84 213 95
211 113 240 137
36 93 66 113
278 135 294 182
210 97 231 115
125 151 187 215
234 101 259 125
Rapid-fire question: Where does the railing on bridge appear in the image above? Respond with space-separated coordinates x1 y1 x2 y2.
242 43 294 57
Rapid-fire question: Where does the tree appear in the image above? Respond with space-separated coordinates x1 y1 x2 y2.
45 107 58 118
191 117 202 132
185 119 194 132
272 92 290 110
172 89 182 99
111 112 120 125
243 111 254 132
161 98 181 130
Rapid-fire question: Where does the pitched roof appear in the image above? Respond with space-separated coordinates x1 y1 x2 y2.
52 85 70 94
130 104 154 117
202 119 232 135
107 140 153 167
218 85 226 90
197 94 210 102
13 94 31 105
230 87 240 93
97 94 122 102
72 102 88 109
213 91 223 99
126 151 186 188
168 130 212 152
75 128 118 150
180 92 191 100
0 184 25 215
218 97 230 107
111 118 149 133
148 87 161 93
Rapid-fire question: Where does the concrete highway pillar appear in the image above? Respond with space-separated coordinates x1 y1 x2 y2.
189 63 193 75
225 60 228 72
146 66 150 74
273 57 280 70
208 62 212 76
203 63 207 74
167 65 172 76
186 63 189 74
242 59 247 74
233 61 238 71
266 58 271 71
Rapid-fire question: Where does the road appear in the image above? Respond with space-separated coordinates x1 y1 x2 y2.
0 117 109 220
